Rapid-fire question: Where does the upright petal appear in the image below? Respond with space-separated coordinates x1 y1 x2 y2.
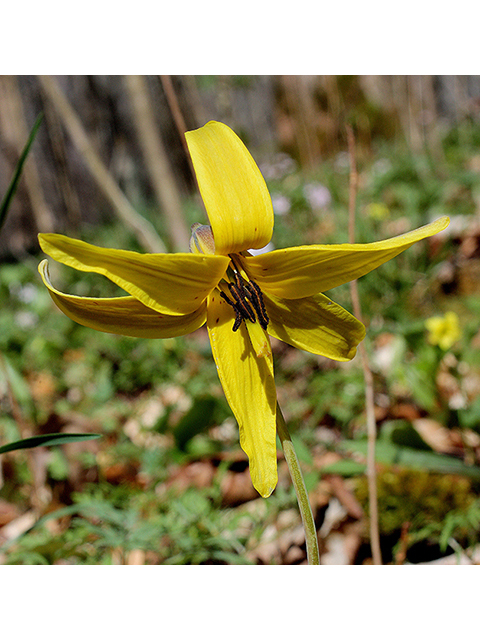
185 121 273 256
39 260 207 338
242 217 449 299
206 289 277 497
39 233 229 315
265 292 366 361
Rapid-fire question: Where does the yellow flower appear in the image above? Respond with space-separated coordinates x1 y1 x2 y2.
38 121 449 498
366 202 390 220
425 311 461 350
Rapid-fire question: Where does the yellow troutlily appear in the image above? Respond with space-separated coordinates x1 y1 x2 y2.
38 121 449 498
425 311 461 350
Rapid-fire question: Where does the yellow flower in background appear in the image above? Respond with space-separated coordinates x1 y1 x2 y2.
38 121 449 498
425 311 461 350
366 202 390 221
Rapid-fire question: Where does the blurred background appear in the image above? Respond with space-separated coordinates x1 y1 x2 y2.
1 75 480 565
2 75 480 255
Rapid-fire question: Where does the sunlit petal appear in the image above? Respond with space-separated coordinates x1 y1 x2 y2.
185 121 273 256
265 292 365 361
39 259 206 338
206 289 277 497
38 233 229 315
243 217 449 299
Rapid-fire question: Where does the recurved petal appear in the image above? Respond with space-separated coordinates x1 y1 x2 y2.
185 121 273 256
38 233 229 315
39 259 207 338
243 217 449 299
265 292 365 361
206 289 277 497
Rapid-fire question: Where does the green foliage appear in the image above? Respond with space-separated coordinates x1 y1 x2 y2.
355 468 479 558
343 437 480 480
436 500 480 553
309 365 366 431
3 484 254 565
173 395 220 452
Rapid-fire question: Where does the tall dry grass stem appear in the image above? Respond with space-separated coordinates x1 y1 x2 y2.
38 75 165 253
124 75 190 252
346 125 382 565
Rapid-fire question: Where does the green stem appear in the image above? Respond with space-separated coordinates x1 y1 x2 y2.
276 404 320 565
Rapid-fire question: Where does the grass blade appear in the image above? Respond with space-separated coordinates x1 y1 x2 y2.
0 432 101 455
0 112 44 232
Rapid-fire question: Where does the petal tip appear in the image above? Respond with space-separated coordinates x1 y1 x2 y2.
436 215 450 232
38 258 50 281
259 485 276 499
251 467 278 499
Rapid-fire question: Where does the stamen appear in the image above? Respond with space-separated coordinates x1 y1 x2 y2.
228 282 256 323
220 291 243 331
220 264 269 333
244 280 269 330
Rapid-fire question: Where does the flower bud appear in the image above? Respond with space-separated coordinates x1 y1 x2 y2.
189 223 216 255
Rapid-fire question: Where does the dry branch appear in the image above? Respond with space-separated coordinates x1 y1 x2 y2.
124 75 190 252
38 75 165 254
347 125 383 566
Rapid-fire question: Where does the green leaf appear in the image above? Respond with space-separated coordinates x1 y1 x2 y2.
381 420 433 451
0 112 44 232
173 396 217 451
320 459 367 476
342 439 480 480
1 353 36 423
0 432 101 455
290 435 313 465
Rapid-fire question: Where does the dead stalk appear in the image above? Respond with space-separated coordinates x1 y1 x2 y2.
38 75 165 253
124 75 190 252
346 126 383 565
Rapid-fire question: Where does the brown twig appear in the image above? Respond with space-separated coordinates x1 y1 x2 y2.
40 93 82 230
124 75 190 252
38 75 165 253
159 75 193 175
346 125 383 565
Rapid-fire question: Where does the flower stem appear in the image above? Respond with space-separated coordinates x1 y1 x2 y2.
276 404 320 565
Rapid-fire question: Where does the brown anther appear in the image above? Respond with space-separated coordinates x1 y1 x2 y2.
220 268 269 332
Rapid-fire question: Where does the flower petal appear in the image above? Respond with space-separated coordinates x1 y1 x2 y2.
39 259 206 338
185 121 273 256
265 292 365 361
243 217 449 299
206 289 277 497
38 233 229 315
